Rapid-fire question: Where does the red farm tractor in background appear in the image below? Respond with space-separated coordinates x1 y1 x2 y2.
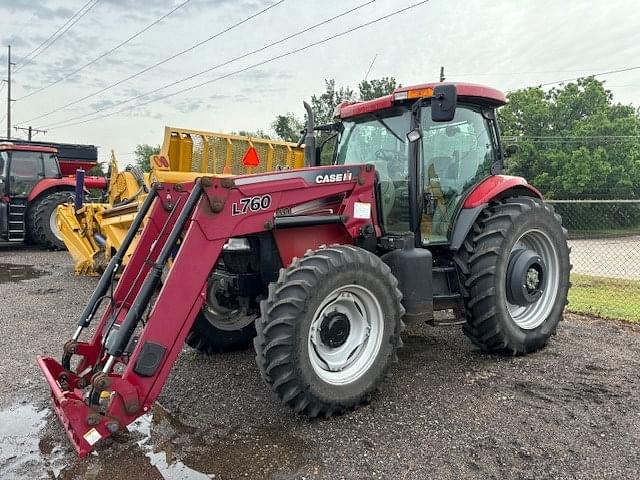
0 141 106 249
38 82 570 456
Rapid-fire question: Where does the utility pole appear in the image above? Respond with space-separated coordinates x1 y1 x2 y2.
439 66 446 82
6 45 15 139
14 125 46 141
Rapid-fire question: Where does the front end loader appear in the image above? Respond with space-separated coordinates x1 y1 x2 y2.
57 127 305 274
39 82 570 457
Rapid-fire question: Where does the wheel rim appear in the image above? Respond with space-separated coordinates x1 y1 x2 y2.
202 282 255 331
50 208 63 242
308 284 384 385
506 229 560 329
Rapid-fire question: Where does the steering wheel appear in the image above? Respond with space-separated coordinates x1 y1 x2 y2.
374 149 407 179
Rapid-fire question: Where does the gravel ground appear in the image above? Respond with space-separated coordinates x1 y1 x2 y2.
1 245 640 480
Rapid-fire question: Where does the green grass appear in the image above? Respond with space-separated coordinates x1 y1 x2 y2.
568 273 640 323
568 227 640 240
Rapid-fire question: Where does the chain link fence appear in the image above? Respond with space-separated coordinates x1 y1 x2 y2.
549 199 640 321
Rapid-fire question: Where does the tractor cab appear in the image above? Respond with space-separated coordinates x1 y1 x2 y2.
0 143 65 244
0 143 61 198
330 83 506 245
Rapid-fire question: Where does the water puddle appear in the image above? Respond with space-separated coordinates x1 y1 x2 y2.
126 403 309 479
0 403 49 479
0 263 47 284
4 400 309 479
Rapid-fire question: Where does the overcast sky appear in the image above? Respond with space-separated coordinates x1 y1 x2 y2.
0 0 638 166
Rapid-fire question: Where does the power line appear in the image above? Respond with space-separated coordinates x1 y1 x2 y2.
15 0 99 73
47 0 432 131
530 66 640 89
17 0 192 101
40 0 376 129
20 0 286 125
450 68 638 77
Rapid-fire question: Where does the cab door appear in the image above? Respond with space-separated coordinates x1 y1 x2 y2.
419 105 499 244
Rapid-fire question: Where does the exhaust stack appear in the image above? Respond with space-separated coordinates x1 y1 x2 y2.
303 101 316 167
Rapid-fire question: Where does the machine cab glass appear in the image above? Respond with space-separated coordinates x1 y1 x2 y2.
420 104 497 244
334 108 412 233
2 149 60 197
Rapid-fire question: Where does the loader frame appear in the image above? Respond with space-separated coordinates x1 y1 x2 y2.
38 164 377 456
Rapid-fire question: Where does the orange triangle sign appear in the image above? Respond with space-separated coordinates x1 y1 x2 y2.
242 146 260 167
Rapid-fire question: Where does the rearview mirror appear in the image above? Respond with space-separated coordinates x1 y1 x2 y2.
431 84 457 122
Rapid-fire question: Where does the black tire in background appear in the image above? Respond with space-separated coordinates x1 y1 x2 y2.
254 245 404 418
454 196 570 354
27 191 74 250
186 312 256 354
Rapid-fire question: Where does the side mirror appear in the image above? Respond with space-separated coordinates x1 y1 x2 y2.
431 84 457 122
504 144 519 157
406 128 422 143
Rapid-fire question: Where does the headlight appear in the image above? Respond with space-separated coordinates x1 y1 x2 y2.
223 237 251 252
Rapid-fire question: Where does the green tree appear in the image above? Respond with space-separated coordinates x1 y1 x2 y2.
499 77 640 199
134 144 160 172
358 77 398 101
87 162 106 177
271 77 399 141
272 113 304 142
233 129 271 139
310 79 356 125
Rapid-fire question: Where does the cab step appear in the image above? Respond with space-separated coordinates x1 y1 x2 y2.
7 202 26 242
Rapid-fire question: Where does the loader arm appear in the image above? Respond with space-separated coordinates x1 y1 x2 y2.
38 164 378 457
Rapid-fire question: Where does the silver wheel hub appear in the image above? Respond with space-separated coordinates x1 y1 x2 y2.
506 229 560 330
308 285 383 385
50 208 63 241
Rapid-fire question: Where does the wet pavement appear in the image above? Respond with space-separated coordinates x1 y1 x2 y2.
1 246 640 479
0 262 47 284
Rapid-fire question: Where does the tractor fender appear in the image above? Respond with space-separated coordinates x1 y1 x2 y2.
27 176 107 202
449 175 542 251
27 178 76 202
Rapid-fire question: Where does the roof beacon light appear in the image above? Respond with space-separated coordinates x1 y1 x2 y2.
393 87 434 102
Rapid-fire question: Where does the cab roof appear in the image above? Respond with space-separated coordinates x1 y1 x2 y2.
0 143 58 153
337 82 507 120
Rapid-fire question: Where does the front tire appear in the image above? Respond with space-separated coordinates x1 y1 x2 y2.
455 197 570 354
254 245 404 418
186 312 256 354
27 191 74 250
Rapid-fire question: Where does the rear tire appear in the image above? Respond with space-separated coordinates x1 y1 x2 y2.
27 191 74 250
186 312 256 354
254 245 404 418
454 197 570 354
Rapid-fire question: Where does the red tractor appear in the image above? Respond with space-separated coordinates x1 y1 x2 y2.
0 141 106 248
38 82 570 456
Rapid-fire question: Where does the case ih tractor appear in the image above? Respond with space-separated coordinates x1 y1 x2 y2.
38 82 570 456
0 141 106 248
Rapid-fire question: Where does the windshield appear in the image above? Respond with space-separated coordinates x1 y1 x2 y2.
335 108 412 232
335 110 410 167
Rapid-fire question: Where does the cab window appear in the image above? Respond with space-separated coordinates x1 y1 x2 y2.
420 105 497 243
43 153 60 178
335 109 412 232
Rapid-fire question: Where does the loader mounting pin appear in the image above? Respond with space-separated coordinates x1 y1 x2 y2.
92 373 111 391
86 412 102 426
220 177 235 189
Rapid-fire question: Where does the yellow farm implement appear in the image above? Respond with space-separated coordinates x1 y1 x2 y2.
58 126 304 274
